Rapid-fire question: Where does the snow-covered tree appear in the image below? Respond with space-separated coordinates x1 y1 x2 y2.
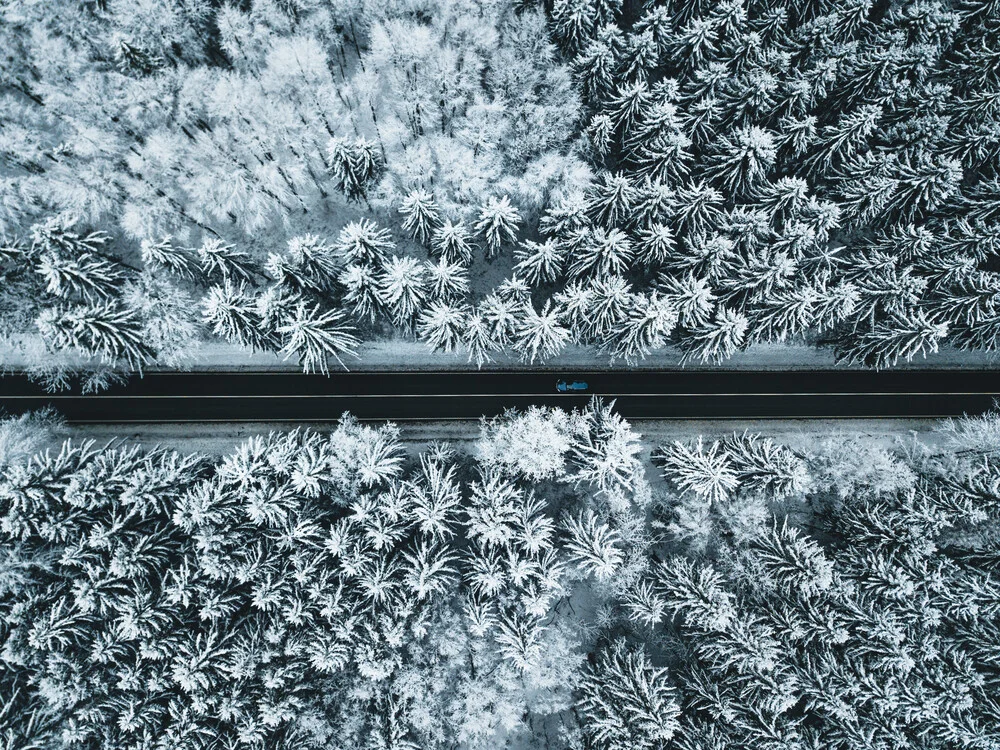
36 301 153 371
578 641 681 750
653 437 739 504
139 236 199 280
677 307 748 363
424 257 470 302
201 282 274 352
400 189 441 245
417 301 469 353
339 264 384 323
513 300 571 363
196 238 259 285
568 228 634 280
603 292 677 362
463 311 496 369
327 136 384 203
563 511 623 580
837 310 949 368
35 249 126 302
480 291 521 345
514 239 566 286
721 432 810 499
378 255 427 326
277 302 359 373
703 126 777 197
335 220 395 266
587 172 636 227
431 220 474 265
478 406 571 481
475 196 521 260
567 398 644 496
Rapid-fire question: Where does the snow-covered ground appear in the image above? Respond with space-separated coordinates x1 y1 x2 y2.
66 417 938 456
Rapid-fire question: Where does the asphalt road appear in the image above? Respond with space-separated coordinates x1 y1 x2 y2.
0 369 997 422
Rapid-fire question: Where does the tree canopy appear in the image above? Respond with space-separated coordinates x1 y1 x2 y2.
1 403 999 749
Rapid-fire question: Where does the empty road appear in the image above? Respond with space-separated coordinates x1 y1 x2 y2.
0 369 997 422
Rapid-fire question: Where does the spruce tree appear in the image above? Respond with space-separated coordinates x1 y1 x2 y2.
578 641 681 750
513 301 571 363
36 302 154 371
277 302 360 373
474 196 522 260
417 301 469 353
399 189 441 245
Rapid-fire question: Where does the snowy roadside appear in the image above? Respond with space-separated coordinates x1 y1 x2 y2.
65 417 939 456
4 331 998 374
101 337 1000 371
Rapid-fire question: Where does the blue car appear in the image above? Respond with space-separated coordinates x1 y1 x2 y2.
556 379 589 393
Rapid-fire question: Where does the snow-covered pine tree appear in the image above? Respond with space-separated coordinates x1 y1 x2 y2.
653 556 736 631
480 291 521 346
339 263 384 323
35 249 126 303
550 279 595 344
587 172 637 227
378 255 428 327
671 181 724 237
275 234 341 293
539 192 591 239
720 431 809 499
836 310 949 368
631 178 675 230
431 220 474 264
652 437 739 504
575 27 623 104
602 292 677 363
716 250 797 307
745 284 817 344
399 189 441 245
551 0 598 55
424 257 470 302
677 306 749 363
514 239 566 286
750 520 834 596
277 302 359 374
577 641 681 750
29 217 110 259
802 104 883 179
588 112 616 157
568 228 634 281
36 301 154 371
622 579 668 629
196 238 259 285
702 126 777 197
475 195 522 260
326 136 383 203
201 282 275 352
417 301 469 353
567 397 644 496
658 272 717 328
562 511 623 581
335 219 395 266
495 611 546 670
513 300 571 363
463 310 497 368
635 223 677 267
139 236 199 280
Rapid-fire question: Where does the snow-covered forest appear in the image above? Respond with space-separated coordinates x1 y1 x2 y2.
2 0 1000 380
1 403 999 749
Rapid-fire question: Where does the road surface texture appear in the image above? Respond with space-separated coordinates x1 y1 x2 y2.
0 370 997 422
